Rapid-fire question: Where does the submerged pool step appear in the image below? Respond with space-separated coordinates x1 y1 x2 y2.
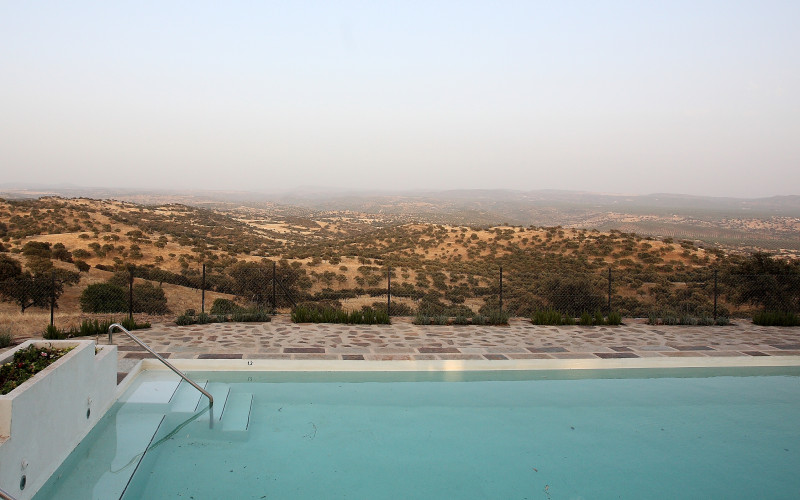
221 392 254 432
203 382 232 413
170 379 209 412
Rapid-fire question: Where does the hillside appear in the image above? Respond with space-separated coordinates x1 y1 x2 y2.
0 196 796 338
3 186 798 256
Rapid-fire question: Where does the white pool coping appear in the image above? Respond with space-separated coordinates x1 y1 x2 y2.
128 355 800 377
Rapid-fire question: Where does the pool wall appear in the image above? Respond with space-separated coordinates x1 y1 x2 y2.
10 350 800 499
0 340 118 500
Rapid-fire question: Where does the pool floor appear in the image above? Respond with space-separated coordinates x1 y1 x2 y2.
36 368 800 499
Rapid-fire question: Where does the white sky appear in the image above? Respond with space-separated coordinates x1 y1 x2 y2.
1 1 798 197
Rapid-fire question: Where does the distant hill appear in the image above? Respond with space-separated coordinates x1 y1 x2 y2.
1 185 798 254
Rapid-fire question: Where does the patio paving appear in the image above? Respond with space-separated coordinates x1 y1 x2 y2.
101 315 800 373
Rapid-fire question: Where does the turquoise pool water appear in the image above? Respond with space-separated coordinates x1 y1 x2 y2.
37 367 800 499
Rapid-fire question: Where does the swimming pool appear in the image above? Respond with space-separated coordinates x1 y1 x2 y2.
36 366 800 499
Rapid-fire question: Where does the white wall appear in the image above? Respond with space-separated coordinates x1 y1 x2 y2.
0 340 118 500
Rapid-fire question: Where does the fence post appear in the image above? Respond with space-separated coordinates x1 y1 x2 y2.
272 261 277 313
713 268 718 322
607 267 612 315
201 263 206 314
128 264 134 321
499 265 503 314
50 269 56 327
387 266 392 317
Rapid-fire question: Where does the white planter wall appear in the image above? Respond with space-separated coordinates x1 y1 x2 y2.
0 340 118 500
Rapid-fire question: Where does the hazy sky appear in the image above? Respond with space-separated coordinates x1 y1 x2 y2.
1 1 798 197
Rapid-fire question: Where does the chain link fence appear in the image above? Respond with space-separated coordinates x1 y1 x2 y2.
2 258 800 335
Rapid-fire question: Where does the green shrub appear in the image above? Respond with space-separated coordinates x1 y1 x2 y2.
531 309 566 325
132 282 169 315
752 311 800 327
0 329 13 348
680 315 697 326
291 306 388 324
52 317 151 337
210 298 243 315
695 316 715 326
471 314 488 325
80 283 127 313
175 310 220 326
121 317 151 330
21 241 51 259
76 318 114 336
453 315 470 325
432 315 449 325
412 313 431 325
579 311 593 326
486 310 509 325
175 312 194 326
648 312 729 326
594 311 605 325
230 309 271 322
607 311 622 325
540 275 604 316
349 310 365 324
291 306 311 323
43 324 68 340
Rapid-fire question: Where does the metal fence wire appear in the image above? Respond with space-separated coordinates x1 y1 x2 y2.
1 261 799 330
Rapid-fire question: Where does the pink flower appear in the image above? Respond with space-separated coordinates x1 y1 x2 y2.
41 352 48 357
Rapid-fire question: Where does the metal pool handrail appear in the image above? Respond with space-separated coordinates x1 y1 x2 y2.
108 323 213 407
0 486 18 500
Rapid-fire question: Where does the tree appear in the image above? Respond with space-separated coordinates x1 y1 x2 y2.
0 254 22 283
132 282 169 314
52 242 73 262
21 241 51 259
0 262 79 313
228 261 272 306
540 274 604 316
80 283 127 313
227 260 302 307
726 253 800 313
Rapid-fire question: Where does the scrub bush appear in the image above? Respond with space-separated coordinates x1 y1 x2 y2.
752 311 800 327
80 283 127 313
210 298 243 315
531 309 568 325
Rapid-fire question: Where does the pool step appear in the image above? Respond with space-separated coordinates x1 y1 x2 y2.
122 376 180 405
221 392 254 432
203 382 232 413
170 379 209 412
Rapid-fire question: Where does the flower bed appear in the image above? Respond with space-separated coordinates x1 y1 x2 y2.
1 345 74 395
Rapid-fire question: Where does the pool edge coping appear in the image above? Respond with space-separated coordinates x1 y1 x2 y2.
133 355 800 373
